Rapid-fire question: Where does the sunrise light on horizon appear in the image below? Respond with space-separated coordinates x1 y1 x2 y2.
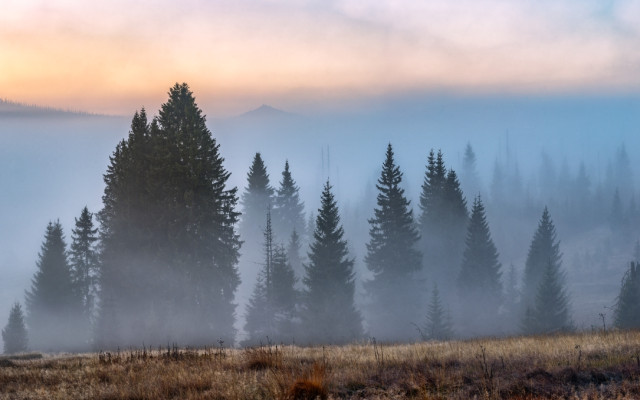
2 0 640 115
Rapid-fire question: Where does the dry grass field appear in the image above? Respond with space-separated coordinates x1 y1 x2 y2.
1 330 640 399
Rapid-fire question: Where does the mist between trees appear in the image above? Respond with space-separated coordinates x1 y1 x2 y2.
5 83 640 353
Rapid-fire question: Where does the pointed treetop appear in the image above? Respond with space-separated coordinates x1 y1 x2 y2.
245 153 274 195
158 83 207 131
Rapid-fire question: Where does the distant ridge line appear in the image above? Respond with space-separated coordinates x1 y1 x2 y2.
0 98 114 117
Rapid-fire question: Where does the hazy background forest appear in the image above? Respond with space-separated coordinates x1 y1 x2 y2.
1 92 640 348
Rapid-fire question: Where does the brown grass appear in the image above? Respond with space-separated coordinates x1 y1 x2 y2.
1 330 640 399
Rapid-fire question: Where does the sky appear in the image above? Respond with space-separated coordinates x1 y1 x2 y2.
2 0 640 116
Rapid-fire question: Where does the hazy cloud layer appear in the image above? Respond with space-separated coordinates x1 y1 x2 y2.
1 0 639 114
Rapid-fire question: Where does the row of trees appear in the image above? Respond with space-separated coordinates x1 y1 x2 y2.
5 83 640 353
241 143 574 343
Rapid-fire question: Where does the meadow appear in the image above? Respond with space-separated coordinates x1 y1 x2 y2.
1 330 640 399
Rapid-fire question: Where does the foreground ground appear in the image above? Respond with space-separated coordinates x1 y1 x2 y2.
1 331 640 399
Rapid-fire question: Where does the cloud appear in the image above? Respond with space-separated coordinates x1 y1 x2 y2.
1 0 639 114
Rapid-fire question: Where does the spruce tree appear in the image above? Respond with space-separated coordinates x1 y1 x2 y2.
422 284 453 341
365 143 422 341
244 211 275 344
303 181 362 344
245 212 299 344
521 207 562 311
25 221 82 351
98 84 241 347
273 160 305 241
419 150 467 295
240 153 275 258
457 196 502 333
271 245 299 339
522 260 572 334
614 262 640 329
69 206 99 338
2 303 28 354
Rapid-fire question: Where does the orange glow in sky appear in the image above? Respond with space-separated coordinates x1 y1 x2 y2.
2 0 640 115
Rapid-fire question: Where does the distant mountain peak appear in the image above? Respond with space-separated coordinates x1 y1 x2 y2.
236 104 297 119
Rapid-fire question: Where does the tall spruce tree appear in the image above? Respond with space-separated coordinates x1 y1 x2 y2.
244 211 276 344
457 196 502 333
244 212 299 345
271 245 299 340
419 150 467 296
69 206 99 339
422 284 453 341
614 262 640 329
240 153 275 258
25 221 82 351
273 160 305 242
522 260 571 334
303 181 362 344
97 83 241 347
2 302 28 354
365 143 422 341
521 207 562 311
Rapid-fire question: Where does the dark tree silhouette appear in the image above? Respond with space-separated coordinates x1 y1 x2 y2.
97 83 241 347
422 284 453 341
2 302 28 354
522 260 572 335
365 143 422 341
457 196 502 333
69 206 99 340
273 160 305 242
521 207 562 312
245 212 299 345
303 181 362 344
240 152 275 258
271 245 299 340
614 262 640 329
25 221 81 351
419 150 467 296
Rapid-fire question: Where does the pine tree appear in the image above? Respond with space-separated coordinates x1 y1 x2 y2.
457 196 502 333
97 83 241 347
419 150 467 295
365 143 422 341
240 153 275 258
422 284 453 341
303 181 362 344
69 206 99 340
25 221 82 351
245 212 298 344
271 245 299 339
521 207 562 311
273 160 305 241
614 262 640 329
522 260 572 334
2 303 28 354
